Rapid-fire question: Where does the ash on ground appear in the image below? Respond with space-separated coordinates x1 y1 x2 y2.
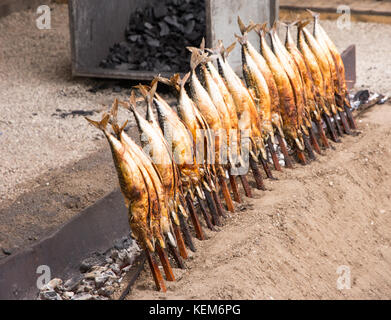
100 0 205 73
37 235 140 300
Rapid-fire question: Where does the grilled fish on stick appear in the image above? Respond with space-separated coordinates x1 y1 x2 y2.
254 23 304 157
307 10 356 131
85 114 155 252
283 22 322 154
297 21 340 142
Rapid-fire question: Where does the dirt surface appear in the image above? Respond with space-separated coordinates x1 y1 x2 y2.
121 104 391 300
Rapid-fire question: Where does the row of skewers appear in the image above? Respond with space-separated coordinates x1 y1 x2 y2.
86 11 358 292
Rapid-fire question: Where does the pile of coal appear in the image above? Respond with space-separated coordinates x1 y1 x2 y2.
37 235 140 300
100 0 205 73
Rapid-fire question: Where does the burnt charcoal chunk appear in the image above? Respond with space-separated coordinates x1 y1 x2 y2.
184 20 195 34
158 21 170 36
153 2 168 19
100 0 206 73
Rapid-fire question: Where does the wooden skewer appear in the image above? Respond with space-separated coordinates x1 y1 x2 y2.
344 104 357 130
146 250 166 292
212 188 227 218
333 113 344 137
239 175 252 198
218 174 235 212
172 223 188 259
229 174 241 203
259 156 275 180
197 195 215 230
203 187 221 226
338 110 352 135
323 114 340 143
267 137 282 171
185 193 205 240
178 211 196 252
315 118 330 149
249 157 266 190
156 243 175 281
167 241 185 269
276 134 294 169
308 127 322 155
303 134 316 161
296 149 307 165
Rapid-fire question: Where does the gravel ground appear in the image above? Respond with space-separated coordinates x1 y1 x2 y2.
0 4 134 203
0 4 390 253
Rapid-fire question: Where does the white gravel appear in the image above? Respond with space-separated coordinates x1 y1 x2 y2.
0 3 390 203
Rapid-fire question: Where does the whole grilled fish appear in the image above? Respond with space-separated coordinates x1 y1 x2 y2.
255 23 303 150
299 21 337 115
237 17 284 138
85 114 155 252
297 21 331 117
213 41 266 160
237 35 274 143
152 88 201 195
284 21 320 121
308 10 351 109
269 23 310 135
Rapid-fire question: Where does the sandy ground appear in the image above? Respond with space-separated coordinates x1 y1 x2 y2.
122 103 391 300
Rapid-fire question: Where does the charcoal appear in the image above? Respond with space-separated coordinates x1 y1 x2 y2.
153 3 168 19
184 20 195 34
158 21 170 36
100 0 205 73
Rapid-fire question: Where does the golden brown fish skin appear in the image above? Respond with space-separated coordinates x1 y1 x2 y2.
205 61 243 165
310 12 351 108
255 24 304 150
310 17 342 112
269 25 310 135
85 115 154 252
121 97 179 232
300 23 337 115
120 132 167 249
284 23 320 121
297 22 331 117
153 91 200 194
242 36 284 138
239 41 274 142
214 42 266 159
188 50 227 167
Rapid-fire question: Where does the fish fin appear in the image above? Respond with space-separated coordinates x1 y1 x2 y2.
234 33 247 45
306 9 320 19
85 113 110 131
180 72 191 90
297 20 310 31
188 47 206 71
225 41 236 57
237 16 246 35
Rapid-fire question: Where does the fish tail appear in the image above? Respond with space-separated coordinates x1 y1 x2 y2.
85 113 110 132
306 9 320 19
234 33 247 46
188 47 206 72
297 20 310 31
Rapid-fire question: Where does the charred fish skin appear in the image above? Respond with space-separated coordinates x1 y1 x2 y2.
269 24 310 136
238 38 274 143
297 21 331 118
308 10 353 113
86 114 155 253
214 41 266 160
236 25 284 138
284 22 320 122
300 22 337 116
255 23 304 151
